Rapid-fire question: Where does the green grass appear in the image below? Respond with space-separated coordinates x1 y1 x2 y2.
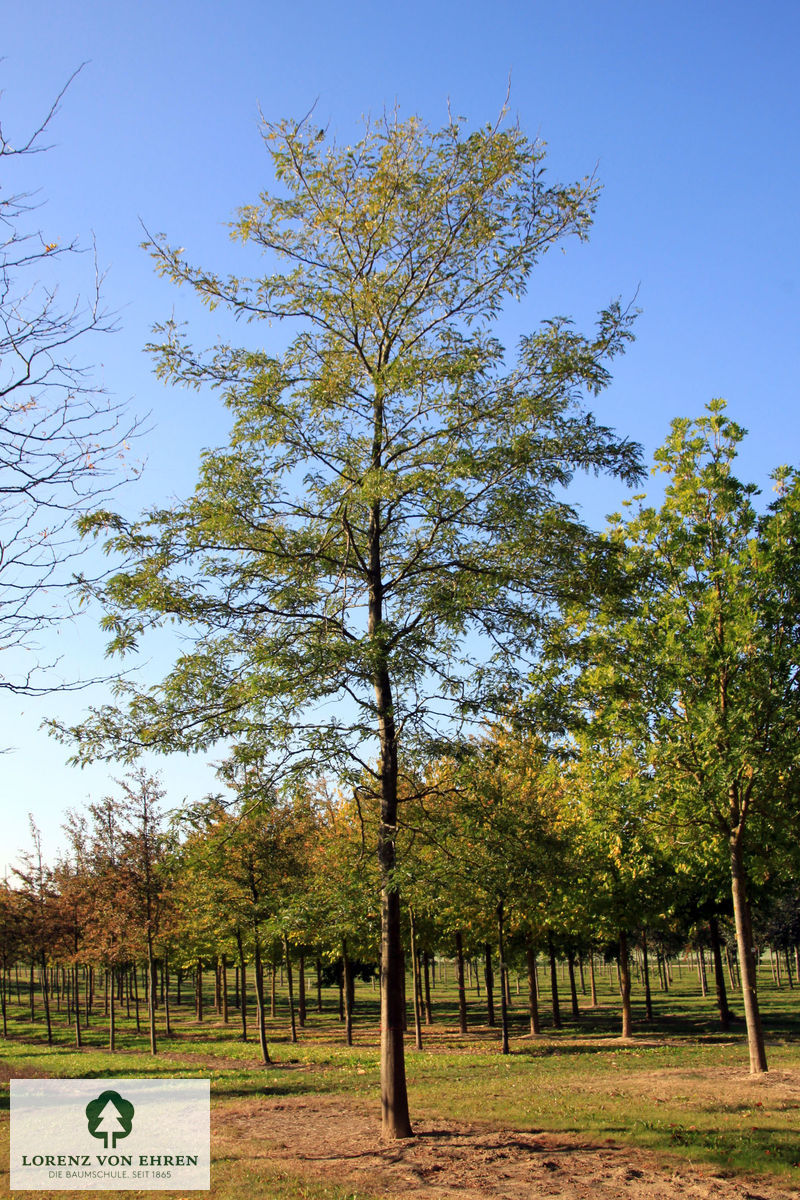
2 955 800 1193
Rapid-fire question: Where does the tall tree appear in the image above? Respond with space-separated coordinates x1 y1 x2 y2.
60 107 641 1135
549 402 800 1073
114 770 174 1055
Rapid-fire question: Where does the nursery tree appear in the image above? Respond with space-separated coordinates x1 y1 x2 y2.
550 403 800 1072
60 108 641 1135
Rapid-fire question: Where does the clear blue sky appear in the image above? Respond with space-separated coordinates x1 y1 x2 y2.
2 0 799 870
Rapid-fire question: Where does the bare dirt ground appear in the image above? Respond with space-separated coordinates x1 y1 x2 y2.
217 1094 799 1200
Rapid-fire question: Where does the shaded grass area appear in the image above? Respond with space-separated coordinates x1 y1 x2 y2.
2 958 800 1189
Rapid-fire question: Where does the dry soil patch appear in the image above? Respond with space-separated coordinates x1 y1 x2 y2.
217 1094 798 1200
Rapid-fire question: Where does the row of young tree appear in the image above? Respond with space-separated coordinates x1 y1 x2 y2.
6 602 800 1070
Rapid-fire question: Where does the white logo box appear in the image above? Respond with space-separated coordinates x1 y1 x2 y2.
10 1078 210 1191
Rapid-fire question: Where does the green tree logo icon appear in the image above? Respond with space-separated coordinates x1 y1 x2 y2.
85 1090 135 1149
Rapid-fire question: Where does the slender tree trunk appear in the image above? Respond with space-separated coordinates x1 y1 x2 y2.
236 932 248 1041
147 943 158 1055
195 959 203 1022
1 961 8 1038
409 908 423 1051
708 916 731 1030
131 960 140 1031
214 955 221 1012
567 949 580 1020
454 931 468 1034
270 963 276 1018
496 902 509 1054
657 950 671 988
378 803 411 1133
726 944 740 992
73 963 81 1047
730 832 767 1072
108 967 115 1052
589 952 598 1006
641 931 653 1022
298 952 306 1027
164 951 172 1038
423 951 433 1024
619 930 632 1039
785 948 794 989
548 935 561 1029
698 947 708 996
252 936 271 1065
284 935 297 1044
316 957 323 1012
221 953 229 1024
484 943 496 1027
371 464 412 1138
525 938 541 1034
341 939 354 1046
39 951 52 1045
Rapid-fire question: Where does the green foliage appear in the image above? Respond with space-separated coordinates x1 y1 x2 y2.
58 107 641 793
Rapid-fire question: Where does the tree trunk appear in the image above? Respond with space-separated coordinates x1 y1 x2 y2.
252 936 271 1065
455 931 468 1033
525 938 541 1034
236 932 247 1041
484 943 495 1027
284 935 297 1044
131 959 140 1031
641 931 653 1022
336 959 344 1021
108 967 115 1052
38 951 52 1045
730 832 767 1072
774 947 783 988
726 944 740 992
589 953 598 1006
73 963 81 1047
316 956 323 1012
698 948 708 996
298 952 306 1026
548 935 561 1029
423 951 433 1024
163 951 172 1038
147 946 158 1055
409 909 423 1051
341 939 354 1046
708 915 731 1030
371 461 412 1137
619 930 632 1039
567 949 580 1020
195 959 203 1022
496 903 509 1054
221 953 229 1024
